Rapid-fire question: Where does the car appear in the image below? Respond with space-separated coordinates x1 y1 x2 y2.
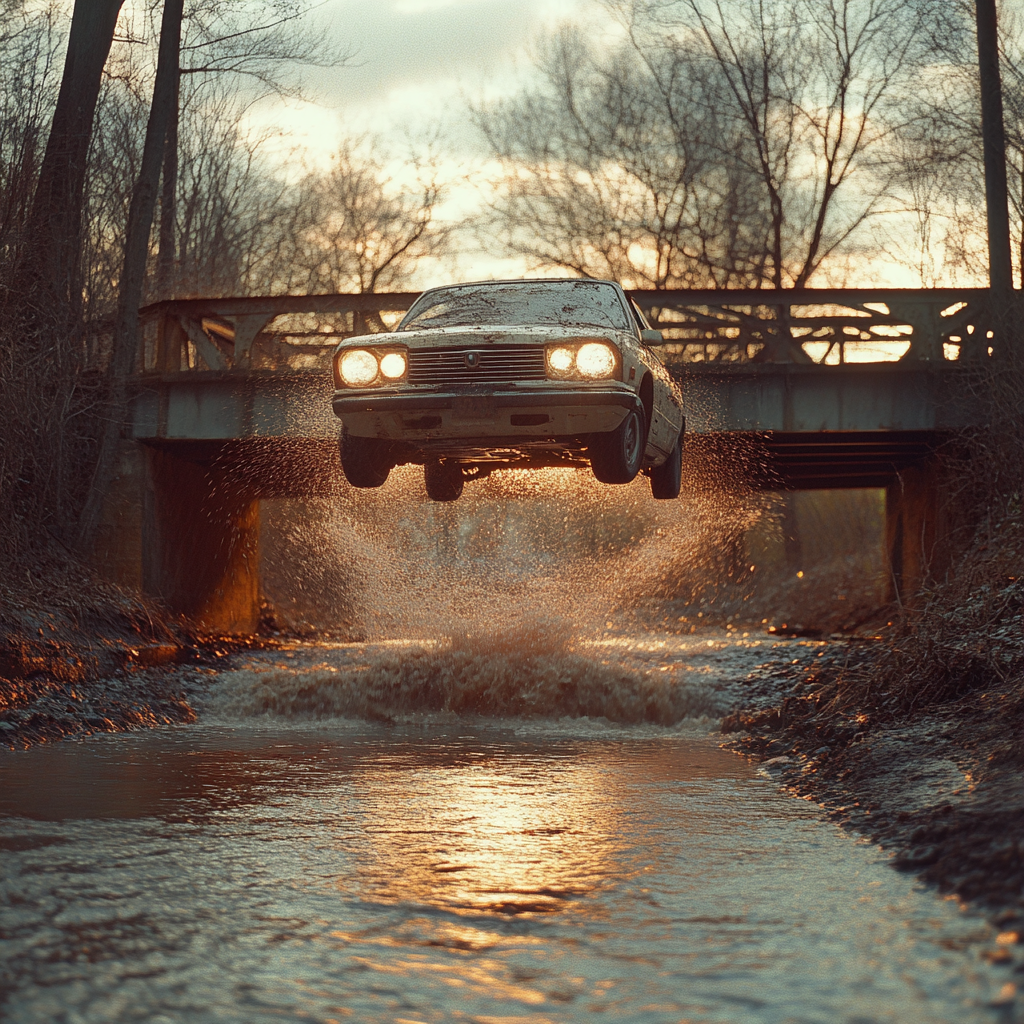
330 278 685 501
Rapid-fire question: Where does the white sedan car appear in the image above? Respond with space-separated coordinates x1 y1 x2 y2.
331 278 684 501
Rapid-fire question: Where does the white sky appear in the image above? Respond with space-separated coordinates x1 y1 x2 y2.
248 0 598 163
238 0 612 284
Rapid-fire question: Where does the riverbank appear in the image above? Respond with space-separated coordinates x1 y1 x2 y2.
0 600 195 749
0 551 210 748
722 644 1024 953
5 561 1022 953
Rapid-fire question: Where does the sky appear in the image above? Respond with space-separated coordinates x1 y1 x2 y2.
234 0 617 283
246 0 599 166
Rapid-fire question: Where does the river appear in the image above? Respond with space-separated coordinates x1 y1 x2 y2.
2 472 1017 1021
0 632 1016 1024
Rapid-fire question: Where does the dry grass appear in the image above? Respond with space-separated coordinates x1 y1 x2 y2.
826 506 1024 719
815 360 1024 725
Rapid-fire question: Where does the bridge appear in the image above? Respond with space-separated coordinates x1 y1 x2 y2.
99 288 994 632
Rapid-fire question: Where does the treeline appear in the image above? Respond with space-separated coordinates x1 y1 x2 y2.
478 0 1024 291
0 0 449 572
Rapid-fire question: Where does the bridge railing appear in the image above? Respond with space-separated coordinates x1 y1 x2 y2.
138 287 994 373
631 287 992 365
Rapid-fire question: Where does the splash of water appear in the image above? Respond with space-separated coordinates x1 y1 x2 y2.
209 620 721 726
261 464 764 636
244 462 768 725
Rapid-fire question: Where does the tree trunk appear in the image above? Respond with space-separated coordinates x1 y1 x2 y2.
20 0 125 326
974 0 1017 363
156 81 179 300
76 0 184 554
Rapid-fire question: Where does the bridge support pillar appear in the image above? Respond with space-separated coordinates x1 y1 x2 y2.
885 458 954 607
143 447 261 634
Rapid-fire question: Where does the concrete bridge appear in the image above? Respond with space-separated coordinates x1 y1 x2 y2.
103 288 993 632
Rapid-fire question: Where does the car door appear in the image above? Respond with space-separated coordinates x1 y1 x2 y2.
628 299 682 459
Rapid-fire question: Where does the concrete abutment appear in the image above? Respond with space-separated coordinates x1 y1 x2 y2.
884 457 957 607
143 447 262 634
86 439 342 634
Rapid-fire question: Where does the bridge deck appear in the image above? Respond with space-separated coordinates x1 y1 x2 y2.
130 361 983 492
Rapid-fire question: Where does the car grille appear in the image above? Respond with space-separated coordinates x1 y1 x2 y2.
407 345 547 385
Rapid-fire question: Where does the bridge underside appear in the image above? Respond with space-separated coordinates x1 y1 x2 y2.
141 428 947 493
122 428 954 633
745 430 945 489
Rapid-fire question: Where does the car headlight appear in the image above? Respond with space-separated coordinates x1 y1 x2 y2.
545 341 619 381
379 351 407 380
334 346 408 388
546 346 575 377
339 349 379 386
576 342 616 379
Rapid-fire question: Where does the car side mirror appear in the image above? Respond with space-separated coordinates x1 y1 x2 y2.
641 328 663 343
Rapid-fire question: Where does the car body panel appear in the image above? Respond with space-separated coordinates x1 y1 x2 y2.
330 279 684 471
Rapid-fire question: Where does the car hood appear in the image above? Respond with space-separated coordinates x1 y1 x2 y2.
334 324 625 352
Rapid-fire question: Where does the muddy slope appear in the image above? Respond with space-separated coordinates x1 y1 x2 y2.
723 649 1024 960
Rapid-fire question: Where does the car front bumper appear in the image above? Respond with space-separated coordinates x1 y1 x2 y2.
332 385 642 441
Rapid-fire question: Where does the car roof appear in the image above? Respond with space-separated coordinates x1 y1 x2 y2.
414 277 623 296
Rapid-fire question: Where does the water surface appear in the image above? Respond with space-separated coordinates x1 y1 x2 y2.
0 708 1010 1024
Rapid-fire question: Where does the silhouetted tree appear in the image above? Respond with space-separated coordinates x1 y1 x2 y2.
479 0 939 303
19 0 124 327
279 142 451 297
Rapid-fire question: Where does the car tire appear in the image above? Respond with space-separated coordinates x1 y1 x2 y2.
589 406 646 484
424 460 464 501
339 433 392 488
650 428 683 499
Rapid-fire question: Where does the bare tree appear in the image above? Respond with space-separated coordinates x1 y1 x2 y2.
278 141 452 298
17 0 125 326
872 1 1024 290
76 0 184 552
156 0 348 298
0 2 62 285
168 88 292 296
0 0 129 566
479 0 938 320
476 27 770 290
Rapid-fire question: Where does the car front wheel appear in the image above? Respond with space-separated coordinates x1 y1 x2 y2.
649 428 683 499
589 406 645 484
424 460 464 501
339 433 392 488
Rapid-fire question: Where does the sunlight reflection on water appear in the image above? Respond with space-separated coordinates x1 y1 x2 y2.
0 719 1011 1024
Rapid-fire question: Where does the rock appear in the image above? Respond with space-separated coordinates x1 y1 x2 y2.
894 845 939 869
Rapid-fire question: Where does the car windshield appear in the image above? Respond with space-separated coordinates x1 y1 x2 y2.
398 281 632 332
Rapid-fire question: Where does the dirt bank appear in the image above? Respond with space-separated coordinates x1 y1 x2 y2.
723 646 1024 971
0 595 203 749
0 554 220 750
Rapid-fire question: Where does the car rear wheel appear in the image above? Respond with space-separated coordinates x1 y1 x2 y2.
424 460 464 501
339 433 392 488
589 406 645 484
650 428 683 499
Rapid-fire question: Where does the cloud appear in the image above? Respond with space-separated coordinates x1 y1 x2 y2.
305 0 583 117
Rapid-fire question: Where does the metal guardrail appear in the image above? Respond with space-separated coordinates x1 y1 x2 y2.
138 288 994 373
